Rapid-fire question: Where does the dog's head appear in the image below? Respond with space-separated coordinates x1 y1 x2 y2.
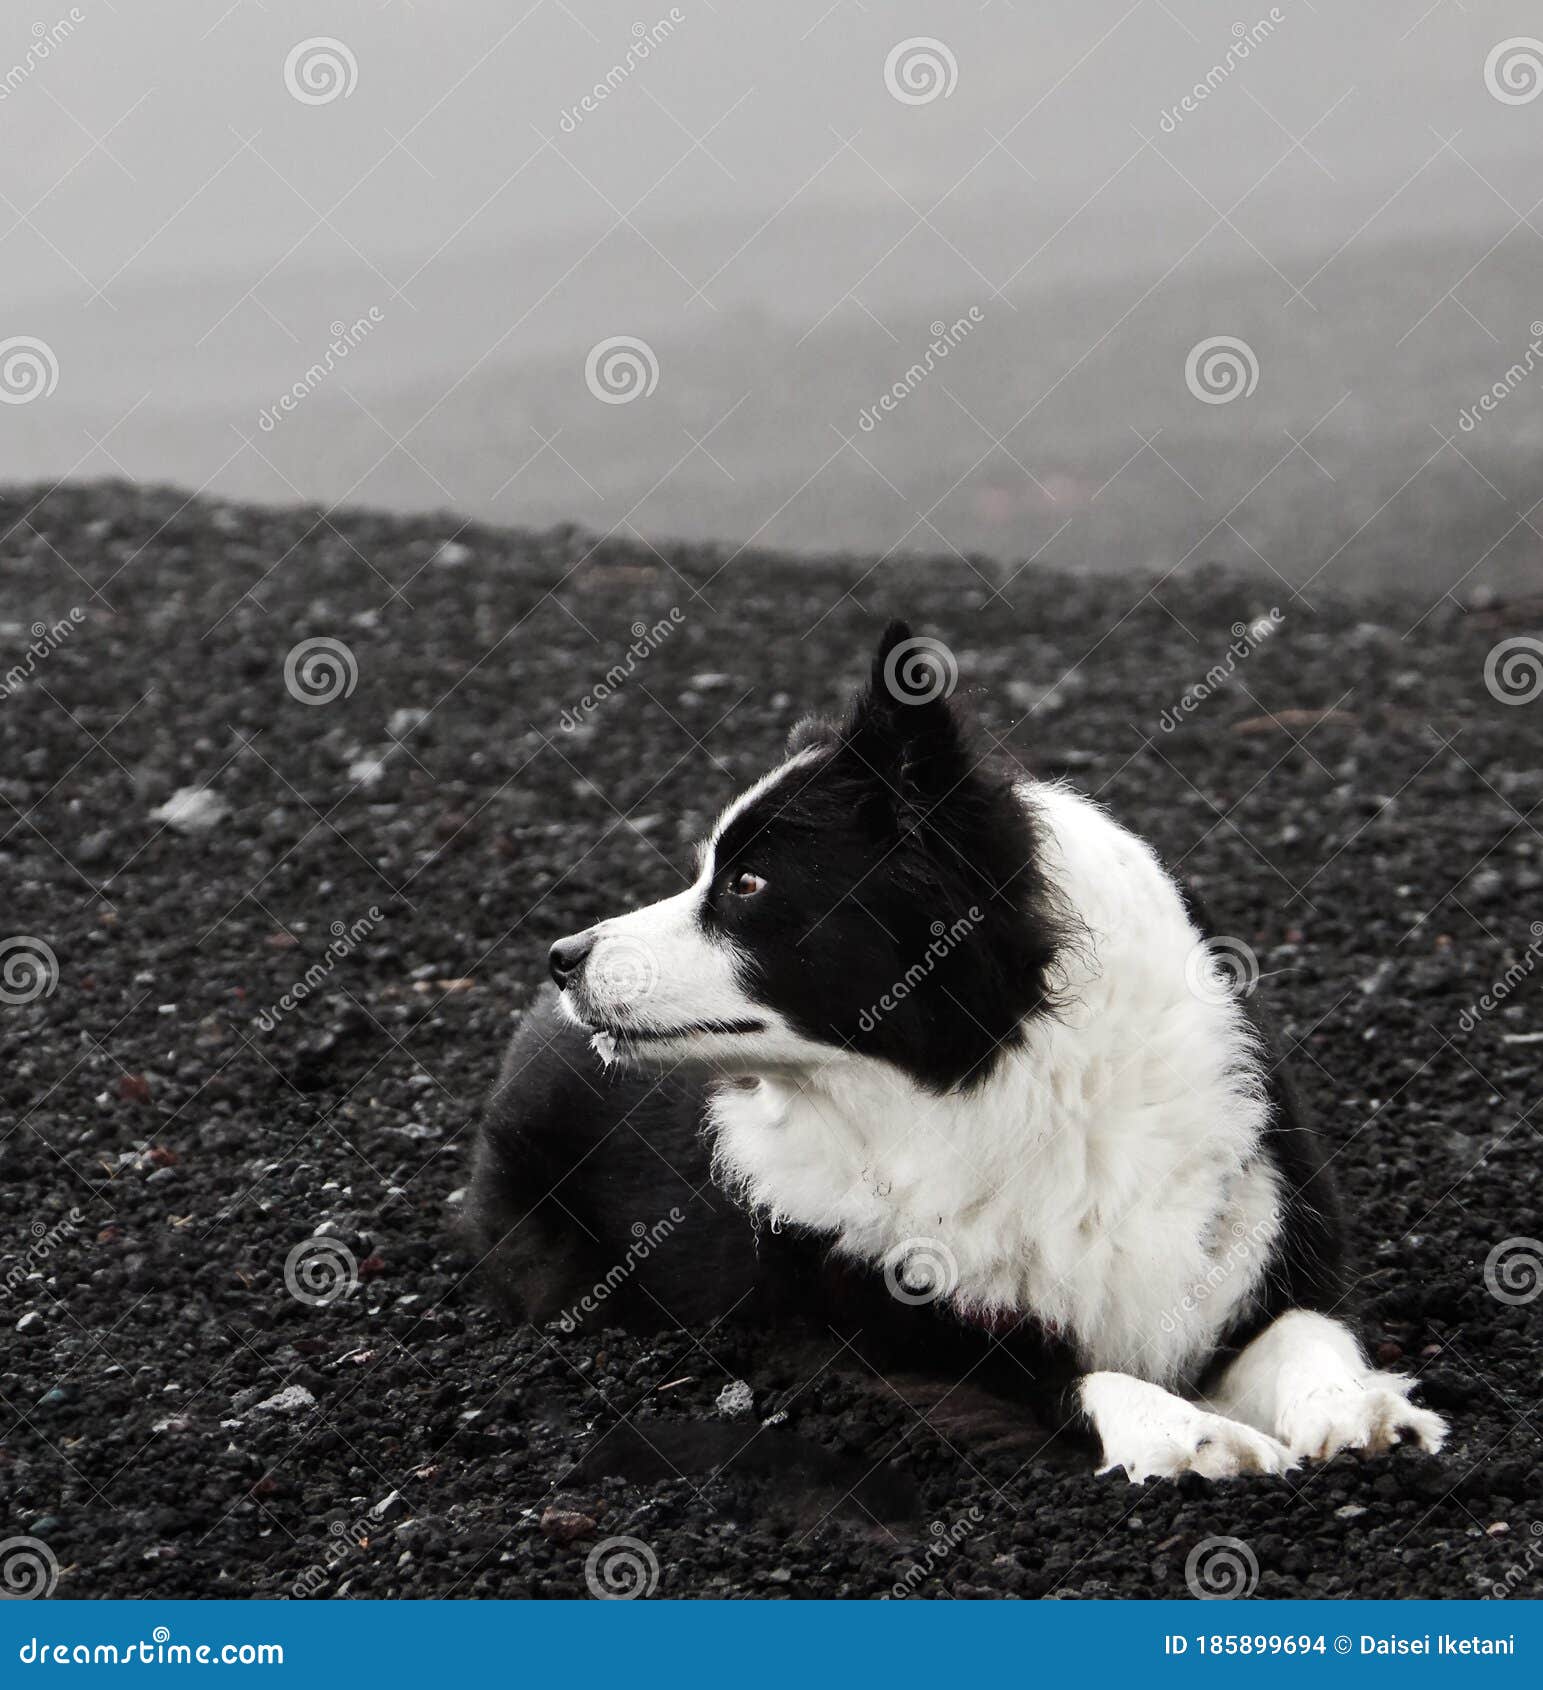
552 621 1063 1092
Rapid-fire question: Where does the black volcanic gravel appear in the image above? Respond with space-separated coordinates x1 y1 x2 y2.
1 479 1539 1601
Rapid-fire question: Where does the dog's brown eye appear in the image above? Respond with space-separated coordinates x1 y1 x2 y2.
729 871 766 897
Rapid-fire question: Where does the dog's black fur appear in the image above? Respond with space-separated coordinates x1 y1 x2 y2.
728 633 1067 1092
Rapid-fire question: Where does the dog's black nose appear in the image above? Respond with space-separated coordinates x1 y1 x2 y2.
549 930 598 989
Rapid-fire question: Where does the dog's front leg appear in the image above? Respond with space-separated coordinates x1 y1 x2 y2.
1077 1371 1293 1481
1208 1310 1448 1461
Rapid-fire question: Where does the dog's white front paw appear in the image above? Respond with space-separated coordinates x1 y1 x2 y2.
1282 1375 1448 1461
1102 1405 1293 1483
1084 1373 1293 1483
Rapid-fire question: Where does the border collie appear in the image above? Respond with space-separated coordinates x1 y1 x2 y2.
470 622 1447 1480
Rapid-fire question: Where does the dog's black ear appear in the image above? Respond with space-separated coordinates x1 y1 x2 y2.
785 713 839 758
843 621 972 805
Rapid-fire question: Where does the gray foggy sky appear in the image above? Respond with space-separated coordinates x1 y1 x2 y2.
4 0 1542 587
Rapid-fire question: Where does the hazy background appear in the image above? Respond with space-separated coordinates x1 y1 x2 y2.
4 0 1543 592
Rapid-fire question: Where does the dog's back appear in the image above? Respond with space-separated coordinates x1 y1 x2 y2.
468 989 764 1329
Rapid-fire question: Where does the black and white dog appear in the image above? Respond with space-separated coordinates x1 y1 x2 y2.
471 623 1446 1480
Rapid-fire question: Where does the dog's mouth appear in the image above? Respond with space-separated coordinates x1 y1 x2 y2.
588 1017 766 1046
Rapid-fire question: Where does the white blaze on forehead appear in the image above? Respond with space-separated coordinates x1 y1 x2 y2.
574 751 826 1039
699 749 823 879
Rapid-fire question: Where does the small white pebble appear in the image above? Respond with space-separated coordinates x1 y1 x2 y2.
151 787 229 833
716 1379 754 1418
387 707 428 740
254 1385 316 1415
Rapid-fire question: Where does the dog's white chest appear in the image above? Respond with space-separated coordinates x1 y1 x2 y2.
707 781 1281 1384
